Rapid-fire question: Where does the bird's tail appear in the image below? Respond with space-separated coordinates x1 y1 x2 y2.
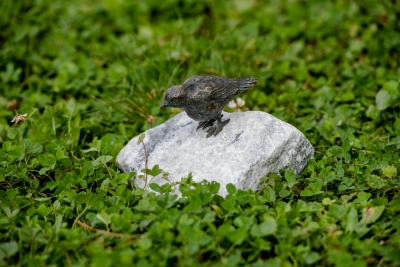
235 77 258 92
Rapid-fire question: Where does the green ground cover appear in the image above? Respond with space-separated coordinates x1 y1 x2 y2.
1 0 400 266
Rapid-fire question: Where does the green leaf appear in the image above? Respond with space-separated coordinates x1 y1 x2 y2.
382 165 397 178
81 147 98 153
6 188 19 199
342 177 354 187
322 198 336 205
179 213 195 226
7 128 19 140
100 178 110 192
210 181 220 194
56 149 64 160
263 186 276 203
362 206 385 224
279 189 290 198
376 89 391 111
36 204 53 218
342 140 351 152
149 183 162 192
138 238 153 250
39 167 51 175
357 192 371 201
303 251 320 265
337 167 345 177
250 217 277 237
36 197 51 202
137 133 145 145
217 224 235 239
2 141 12 152
338 184 348 191
234 215 254 230
162 172 170 181
310 181 323 193
97 210 111 225
91 136 100 151
345 205 358 232
1 206 11 218
48 154 57 169
2 206 20 219
95 155 113 165
367 175 385 189
147 165 162 177
383 80 399 95
38 154 49 166
53 200 61 211
226 183 236 195
284 170 297 188
116 184 127 196
116 173 129 183
0 241 18 260
300 189 314 197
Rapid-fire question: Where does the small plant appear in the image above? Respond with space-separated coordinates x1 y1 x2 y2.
136 133 169 190
136 133 149 188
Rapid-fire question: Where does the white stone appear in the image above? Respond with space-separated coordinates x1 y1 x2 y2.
116 111 314 196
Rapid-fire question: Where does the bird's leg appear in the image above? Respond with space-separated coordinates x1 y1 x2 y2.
202 119 216 130
196 118 215 131
206 113 230 138
213 118 230 137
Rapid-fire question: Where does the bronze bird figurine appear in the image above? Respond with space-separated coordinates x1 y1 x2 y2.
160 75 258 137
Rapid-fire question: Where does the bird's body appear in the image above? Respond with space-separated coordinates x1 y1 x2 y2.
160 75 258 137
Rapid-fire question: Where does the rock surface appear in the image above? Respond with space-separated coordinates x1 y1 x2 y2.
117 111 314 196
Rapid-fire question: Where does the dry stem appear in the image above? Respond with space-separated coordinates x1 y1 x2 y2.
74 219 140 239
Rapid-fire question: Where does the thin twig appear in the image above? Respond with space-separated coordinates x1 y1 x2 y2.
351 148 373 153
74 219 140 239
70 151 81 161
301 73 311 90
65 251 73 267
4 178 12 188
142 142 149 188
20 126 28 167
72 206 90 228
223 242 237 258
102 162 113 180
377 257 385 267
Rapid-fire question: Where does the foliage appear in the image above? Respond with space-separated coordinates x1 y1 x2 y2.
1 0 400 266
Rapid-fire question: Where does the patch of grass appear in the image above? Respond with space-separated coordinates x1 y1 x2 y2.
0 0 399 266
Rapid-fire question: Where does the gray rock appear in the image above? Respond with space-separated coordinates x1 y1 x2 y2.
116 111 314 196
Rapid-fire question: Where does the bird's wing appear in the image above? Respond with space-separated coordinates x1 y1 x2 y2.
208 82 239 102
188 82 239 111
183 76 199 84
187 83 212 100
183 75 231 85
189 82 239 101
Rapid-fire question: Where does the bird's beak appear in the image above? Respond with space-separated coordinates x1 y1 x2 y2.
160 101 167 109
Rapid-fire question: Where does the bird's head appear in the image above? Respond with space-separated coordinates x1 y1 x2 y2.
160 85 186 109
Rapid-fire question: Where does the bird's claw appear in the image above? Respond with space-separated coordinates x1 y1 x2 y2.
197 119 215 131
205 119 230 138
213 119 230 136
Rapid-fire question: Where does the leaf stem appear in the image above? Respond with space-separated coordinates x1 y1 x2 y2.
74 219 140 238
142 142 149 189
72 205 90 228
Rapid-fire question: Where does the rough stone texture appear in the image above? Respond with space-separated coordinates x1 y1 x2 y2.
117 111 314 196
